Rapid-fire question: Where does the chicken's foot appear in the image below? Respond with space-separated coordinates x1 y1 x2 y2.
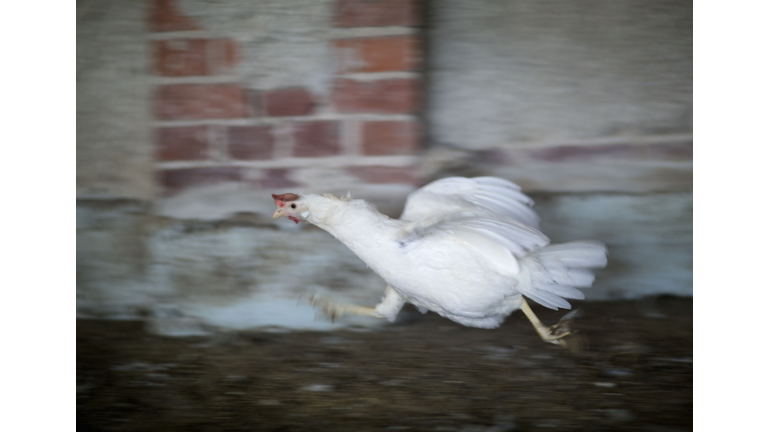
302 291 384 322
520 297 582 353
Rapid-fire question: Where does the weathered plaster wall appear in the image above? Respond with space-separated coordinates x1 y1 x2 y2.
77 0 154 199
427 0 692 149
179 0 337 94
77 200 385 333
77 192 691 334
423 0 692 196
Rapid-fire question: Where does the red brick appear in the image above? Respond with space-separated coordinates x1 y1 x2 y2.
334 36 420 73
478 148 507 164
334 0 422 27
526 144 633 162
155 126 209 161
159 167 242 194
332 78 419 114
362 121 419 155
292 121 340 157
154 84 247 120
205 39 239 75
152 39 206 76
227 126 274 160
245 89 262 117
152 39 238 77
646 140 693 160
523 141 694 163
261 169 299 189
263 88 315 117
346 166 418 184
148 0 202 32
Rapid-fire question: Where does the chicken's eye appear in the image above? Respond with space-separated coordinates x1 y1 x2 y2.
291 204 297 209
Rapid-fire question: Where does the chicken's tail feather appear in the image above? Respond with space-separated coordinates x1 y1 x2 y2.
517 241 608 310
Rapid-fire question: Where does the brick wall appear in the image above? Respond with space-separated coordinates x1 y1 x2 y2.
148 0 424 200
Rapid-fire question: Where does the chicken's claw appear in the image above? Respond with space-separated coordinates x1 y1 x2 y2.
542 310 586 354
550 309 579 336
300 291 339 322
520 298 586 354
299 291 383 322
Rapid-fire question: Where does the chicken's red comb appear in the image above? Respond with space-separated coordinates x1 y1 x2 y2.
272 193 299 202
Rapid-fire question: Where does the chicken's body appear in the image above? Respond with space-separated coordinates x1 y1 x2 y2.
272 177 607 347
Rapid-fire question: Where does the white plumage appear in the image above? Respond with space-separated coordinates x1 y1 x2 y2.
272 176 607 348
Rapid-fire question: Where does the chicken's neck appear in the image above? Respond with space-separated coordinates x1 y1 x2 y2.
304 194 403 258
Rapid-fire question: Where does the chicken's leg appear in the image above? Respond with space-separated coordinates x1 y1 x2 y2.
304 286 405 323
305 291 383 321
519 297 581 352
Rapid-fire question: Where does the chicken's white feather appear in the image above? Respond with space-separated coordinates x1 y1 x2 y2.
540 284 586 300
401 177 540 228
273 177 607 328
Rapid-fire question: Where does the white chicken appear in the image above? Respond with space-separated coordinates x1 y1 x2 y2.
272 176 607 349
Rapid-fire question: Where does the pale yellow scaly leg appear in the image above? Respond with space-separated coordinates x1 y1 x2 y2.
519 297 582 352
303 291 385 322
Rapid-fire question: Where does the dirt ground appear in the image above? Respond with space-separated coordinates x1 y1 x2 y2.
77 296 692 432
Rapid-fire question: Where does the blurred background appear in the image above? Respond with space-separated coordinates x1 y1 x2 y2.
77 0 692 334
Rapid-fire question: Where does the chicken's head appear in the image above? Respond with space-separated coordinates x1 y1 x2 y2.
272 193 308 224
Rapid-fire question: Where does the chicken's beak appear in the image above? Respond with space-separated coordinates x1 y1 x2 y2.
272 208 285 219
